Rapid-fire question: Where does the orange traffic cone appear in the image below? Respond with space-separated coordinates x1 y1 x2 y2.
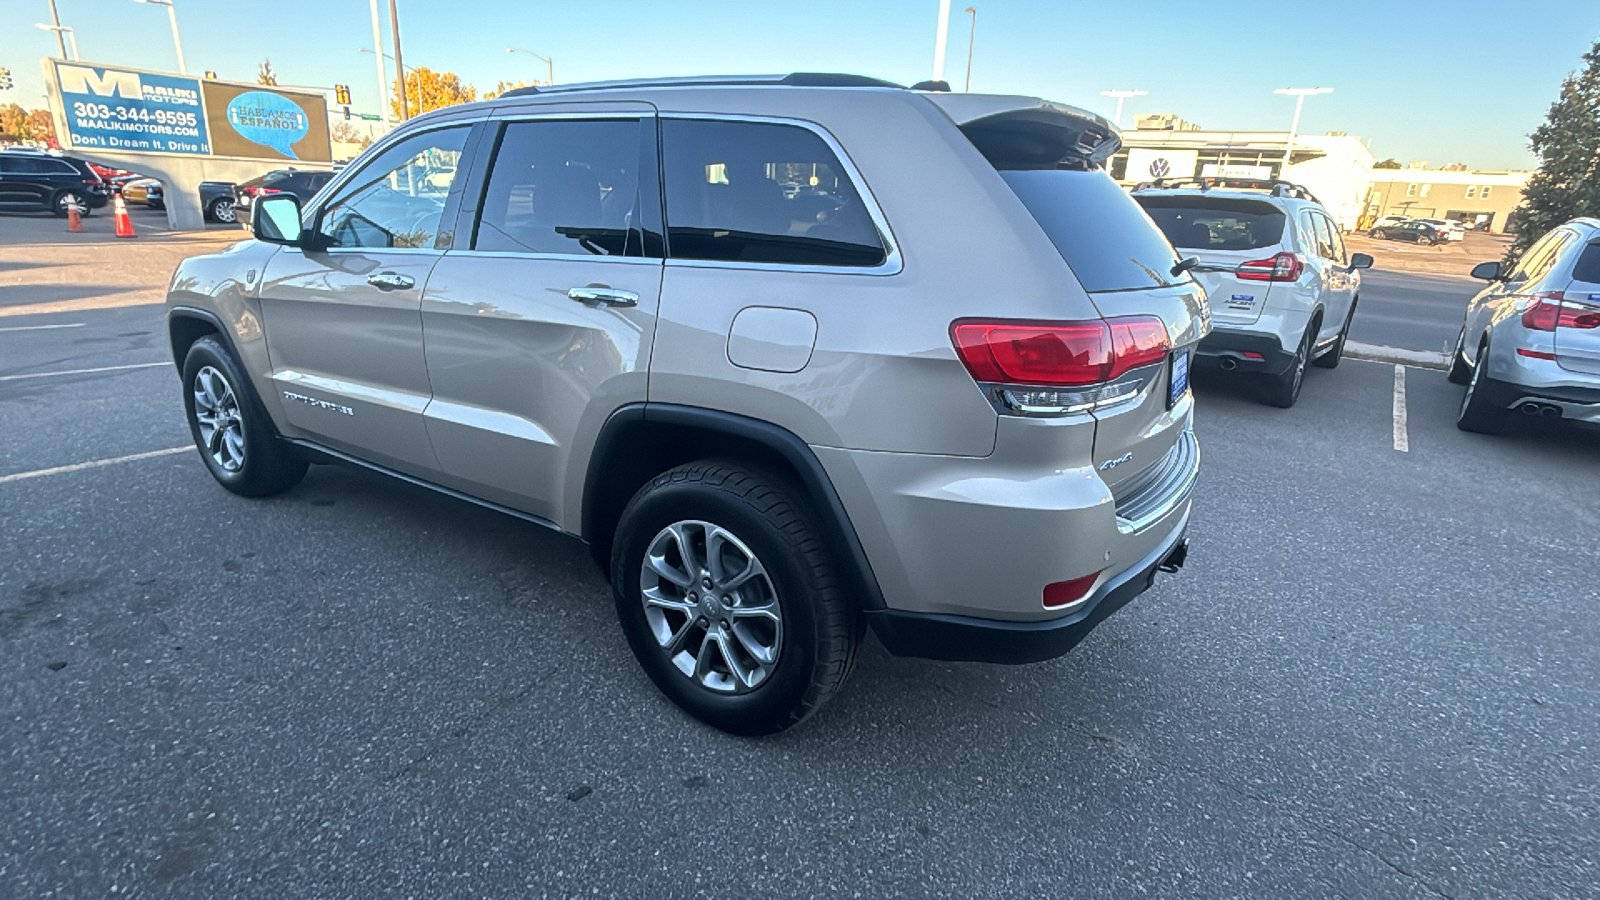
112 193 137 239
66 200 84 233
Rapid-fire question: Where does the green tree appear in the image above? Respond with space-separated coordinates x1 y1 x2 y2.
1372 158 1402 169
390 67 477 119
257 60 278 86
1506 38 1600 260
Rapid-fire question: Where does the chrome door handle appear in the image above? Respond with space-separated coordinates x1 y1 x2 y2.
568 285 638 307
367 272 416 291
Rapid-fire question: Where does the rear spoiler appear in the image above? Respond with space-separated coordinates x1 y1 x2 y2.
922 94 1122 169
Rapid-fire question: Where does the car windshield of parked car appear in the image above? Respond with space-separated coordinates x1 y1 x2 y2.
1000 170 1186 292
316 127 468 250
1137 196 1286 252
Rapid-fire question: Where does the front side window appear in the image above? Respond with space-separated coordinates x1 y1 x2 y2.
316 126 469 250
473 118 646 257
1321 213 1347 262
1137 197 1286 251
661 119 886 267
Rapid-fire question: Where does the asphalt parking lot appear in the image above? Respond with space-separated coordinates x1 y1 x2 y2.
3 217 1598 898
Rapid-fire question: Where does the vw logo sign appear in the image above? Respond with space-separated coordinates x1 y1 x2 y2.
1149 157 1172 178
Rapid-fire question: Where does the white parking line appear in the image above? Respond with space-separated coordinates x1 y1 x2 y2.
0 361 168 382
1393 365 1409 453
0 323 87 333
0 446 192 485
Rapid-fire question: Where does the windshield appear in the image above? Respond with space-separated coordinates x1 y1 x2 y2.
997 169 1185 292
1136 196 1286 252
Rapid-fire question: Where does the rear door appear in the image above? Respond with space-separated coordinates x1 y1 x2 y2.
1307 210 1356 343
1136 194 1287 326
257 123 478 474
0 157 48 209
1554 238 1600 376
419 103 662 523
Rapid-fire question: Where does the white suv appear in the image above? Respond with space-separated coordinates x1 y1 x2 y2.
1134 183 1373 407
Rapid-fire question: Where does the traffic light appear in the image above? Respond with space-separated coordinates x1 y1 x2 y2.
334 84 351 106
343 106 351 121
0 69 13 91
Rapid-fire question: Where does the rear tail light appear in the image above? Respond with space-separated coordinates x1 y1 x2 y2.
1522 292 1600 331
1236 252 1304 282
1044 571 1102 609
951 316 1171 415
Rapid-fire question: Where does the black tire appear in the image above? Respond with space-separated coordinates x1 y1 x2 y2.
1262 324 1314 408
181 335 308 497
611 460 864 736
1447 328 1472 385
1313 302 1356 369
53 190 88 218
1369 229 1384 239
207 197 237 224
1457 338 1509 434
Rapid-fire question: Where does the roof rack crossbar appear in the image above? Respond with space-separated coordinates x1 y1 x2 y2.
500 73 904 99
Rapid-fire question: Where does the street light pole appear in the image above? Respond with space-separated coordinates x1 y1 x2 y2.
1099 89 1147 128
133 0 186 74
389 0 408 120
931 0 952 83
1274 87 1332 178
962 7 976 92
34 24 79 61
45 0 68 59
368 0 391 131
506 48 554 86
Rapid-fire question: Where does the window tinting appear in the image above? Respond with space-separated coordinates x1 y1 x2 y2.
661 119 886 267
317 126 468 250
474 119 646 257
1572 243 1600 284
1003 170 1185 292
1136 196 1286 252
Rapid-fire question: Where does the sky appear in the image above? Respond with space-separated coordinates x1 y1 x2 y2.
3 0 1597 170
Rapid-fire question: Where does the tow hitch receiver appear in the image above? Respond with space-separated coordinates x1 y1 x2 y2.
1158 539 1189 574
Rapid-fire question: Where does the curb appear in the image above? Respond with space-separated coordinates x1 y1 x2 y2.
1345 341 1449 370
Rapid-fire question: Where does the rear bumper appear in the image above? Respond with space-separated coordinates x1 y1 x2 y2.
866 516 1190 664
1195 329 1295 376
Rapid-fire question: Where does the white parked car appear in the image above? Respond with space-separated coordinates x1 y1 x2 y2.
1416 217 1466 242
1135 182 1373 407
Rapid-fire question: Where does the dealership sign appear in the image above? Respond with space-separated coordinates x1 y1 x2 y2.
1125 148 1198 182
43 60 331 163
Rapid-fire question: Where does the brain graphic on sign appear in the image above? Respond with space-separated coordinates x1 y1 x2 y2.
1149 158 1172 178
226 91 309 159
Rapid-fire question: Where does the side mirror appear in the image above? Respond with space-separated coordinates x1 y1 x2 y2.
1348 253 1374 270
252 194 304 246
1469 261 1502 281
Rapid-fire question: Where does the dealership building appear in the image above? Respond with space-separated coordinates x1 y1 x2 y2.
1107 114 1530 233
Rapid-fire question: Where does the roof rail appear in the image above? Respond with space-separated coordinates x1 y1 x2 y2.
1132 177 1214 192
500 73 904 99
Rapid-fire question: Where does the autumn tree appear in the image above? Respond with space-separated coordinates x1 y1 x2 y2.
483 80 536 100
1506 38 1600 260
26 109 57 146
257 60 278 86
391 67 477 119
0 104 29 143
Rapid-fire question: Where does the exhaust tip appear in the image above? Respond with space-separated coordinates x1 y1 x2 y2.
1218 357 1238 371
1520 402 1543 415
1541 404 1561 418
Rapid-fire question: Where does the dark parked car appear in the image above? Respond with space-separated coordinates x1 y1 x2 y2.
122 178 238 223
0 152 110 216
233 169 335 227
1369 220 1447 245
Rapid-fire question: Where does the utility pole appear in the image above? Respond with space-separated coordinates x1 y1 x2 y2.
931 0 951 83
45 0 68 59
1099 89 1147 128
368 0 390 131
1274 87 1332 178
962 7 977 92
389 0 408 120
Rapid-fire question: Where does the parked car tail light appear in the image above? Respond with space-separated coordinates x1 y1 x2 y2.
1043 571 1103 609
1235 252 1304 282
951 316 1171 415
1522 292 1600 331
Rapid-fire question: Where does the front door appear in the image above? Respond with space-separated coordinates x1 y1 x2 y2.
257 123 476 474
419 107 663 525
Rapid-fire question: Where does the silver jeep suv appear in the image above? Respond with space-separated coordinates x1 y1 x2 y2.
165 74 1205 734
1134 181 1373 407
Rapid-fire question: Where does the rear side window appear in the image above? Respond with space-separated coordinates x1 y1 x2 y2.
474 119 647 257
661 119 886 267
2 158 44 175
1136 196 1286 252
1571 243 1600 284
1001 170 1184 291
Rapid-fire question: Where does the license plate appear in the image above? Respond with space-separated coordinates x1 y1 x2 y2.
1169 350 1190 406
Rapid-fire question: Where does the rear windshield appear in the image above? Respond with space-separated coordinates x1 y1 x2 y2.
997 169 1185 292
1136 196 1286 251
1572 242 1600 284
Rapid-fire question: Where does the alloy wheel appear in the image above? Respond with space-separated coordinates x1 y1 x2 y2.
193 365 246 472
212 199 236 223
638 520 783 694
